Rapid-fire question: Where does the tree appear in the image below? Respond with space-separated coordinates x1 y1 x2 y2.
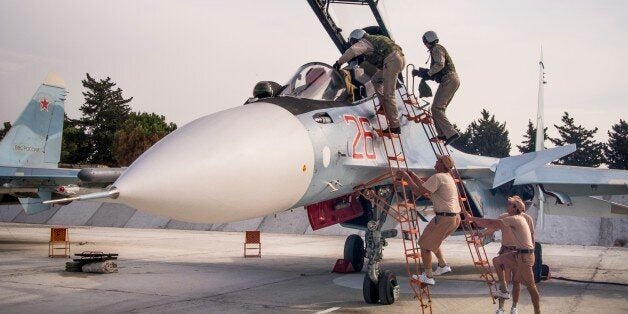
517 120 548 154
450 124 473 154
550 112 605 167
112 112 177 166
0 122 11 142
80 73 132 166
451 109 511 158
60 115 91 164
604 119 627 169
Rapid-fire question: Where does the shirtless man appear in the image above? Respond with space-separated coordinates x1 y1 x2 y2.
480 196 534 314
465 197 541 314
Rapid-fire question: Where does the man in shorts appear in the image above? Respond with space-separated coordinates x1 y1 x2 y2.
465 197 541 314
396 155 461 285
479 196 535 314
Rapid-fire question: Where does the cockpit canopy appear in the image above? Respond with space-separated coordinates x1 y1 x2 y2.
279 62 348 102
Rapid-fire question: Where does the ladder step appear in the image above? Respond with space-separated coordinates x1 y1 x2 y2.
419 116 432 124
460 197 468 202
416 113 433 124
429 137 443 143
397 202 415 208
474 260 490 266
388 155 405 162
404 114 419 122
395 178 409 186
403 99 418 105
375 129 400 138
454 178 461 183
402 229 419 235
406 252 421 259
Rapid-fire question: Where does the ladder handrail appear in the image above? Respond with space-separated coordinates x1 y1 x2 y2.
401 66 498 303
369 96 433 312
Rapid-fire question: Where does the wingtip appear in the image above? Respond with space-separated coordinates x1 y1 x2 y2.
43 72 66 88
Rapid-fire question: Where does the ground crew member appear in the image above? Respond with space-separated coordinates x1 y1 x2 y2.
334 29 405 134
479 196 535 314
396 155 461 285
465 197 541 314
413 31 460 146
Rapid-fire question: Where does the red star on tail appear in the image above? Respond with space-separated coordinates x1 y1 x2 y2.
40 98 49 111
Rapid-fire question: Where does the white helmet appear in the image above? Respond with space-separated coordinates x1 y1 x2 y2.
349 29 367 44
422 31 439 44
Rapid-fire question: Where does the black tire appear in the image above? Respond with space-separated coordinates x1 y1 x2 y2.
362 273 379 304
344 234 365 272
378 270 398 305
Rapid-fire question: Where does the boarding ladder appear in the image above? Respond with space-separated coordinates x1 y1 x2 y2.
357 96 432 312
399 64 499 303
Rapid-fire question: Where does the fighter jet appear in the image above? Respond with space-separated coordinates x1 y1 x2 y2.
46 0 628 307
0 73 123 214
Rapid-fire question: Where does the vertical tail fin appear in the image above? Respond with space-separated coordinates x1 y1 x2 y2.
535 46 547 229
0 73 67 168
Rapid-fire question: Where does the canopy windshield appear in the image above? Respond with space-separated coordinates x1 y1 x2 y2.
279 62 347 101
326 2 390 40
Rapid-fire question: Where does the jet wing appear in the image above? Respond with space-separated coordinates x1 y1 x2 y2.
513 165 628 197
0 166 79 180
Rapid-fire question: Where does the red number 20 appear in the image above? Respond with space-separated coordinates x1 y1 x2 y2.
344 115 376 160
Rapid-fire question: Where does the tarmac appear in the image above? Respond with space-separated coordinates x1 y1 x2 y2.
0 223 626 313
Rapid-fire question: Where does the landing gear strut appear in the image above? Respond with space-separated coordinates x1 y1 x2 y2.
361 186 399 305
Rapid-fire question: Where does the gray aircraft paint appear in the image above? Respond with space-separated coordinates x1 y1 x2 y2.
291 83 497 208
0 73 66 168
0 74 119 214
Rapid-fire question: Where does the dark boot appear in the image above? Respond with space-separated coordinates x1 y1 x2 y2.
444 133 460 146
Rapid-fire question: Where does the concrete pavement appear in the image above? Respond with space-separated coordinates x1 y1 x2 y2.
0 223 626 313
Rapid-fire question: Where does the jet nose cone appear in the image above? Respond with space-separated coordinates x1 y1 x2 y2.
114 103 314 223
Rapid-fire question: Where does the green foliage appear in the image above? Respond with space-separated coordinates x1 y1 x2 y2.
450 124 473 154
60 114 91 164
550 112 605 167
450 109 511 158
517 120 548 154
0 121 11 141
80 73 132 166
112 112 177 166
604 119 627 169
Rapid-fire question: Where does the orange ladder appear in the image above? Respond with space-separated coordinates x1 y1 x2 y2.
399 65 499 303
359 96 432 312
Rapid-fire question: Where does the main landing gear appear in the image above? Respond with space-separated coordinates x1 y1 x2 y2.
344 234 365 272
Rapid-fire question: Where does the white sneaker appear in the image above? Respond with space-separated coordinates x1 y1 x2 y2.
433 265 452 276
418 272 435 285
510 308 518 314
494 289 511 299
496 309 504 314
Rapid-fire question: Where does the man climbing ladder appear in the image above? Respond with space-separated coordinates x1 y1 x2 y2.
397 156 461 285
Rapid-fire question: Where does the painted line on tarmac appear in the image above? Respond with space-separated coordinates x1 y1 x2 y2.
315 307 341 314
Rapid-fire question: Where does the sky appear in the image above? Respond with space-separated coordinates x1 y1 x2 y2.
1 0 627 154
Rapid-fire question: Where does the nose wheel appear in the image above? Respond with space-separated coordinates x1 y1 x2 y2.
362 270 399 305
378 270 399 305
362 273 379 304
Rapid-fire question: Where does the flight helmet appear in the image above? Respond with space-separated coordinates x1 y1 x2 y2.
253 81 274 98
348 29 367 45
422 31 439 45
